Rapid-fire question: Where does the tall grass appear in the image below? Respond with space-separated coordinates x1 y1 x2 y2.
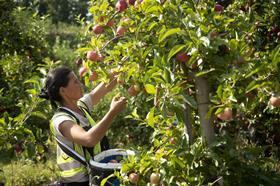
0 158 58 186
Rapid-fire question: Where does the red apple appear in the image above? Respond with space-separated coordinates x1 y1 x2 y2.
217 108 233 121
129 173 139 184
87 51 99 61
75 58 83 66
92 25 104 34
214 4 223 13
150 172 160 185
109 159 118 163
269 96 280 107
87 51 104 62
79 66 87 77
97 54 105 61
106 20 115 27
116 0 128 12
128 85 140 96
170 137 176 144
176 52 190 63
89 71 98 81
191 61 198 70
116 26 126 36
128 0 136 5
117 76 125 85
14 144 22 154
98 16 105 22
210 31 218 39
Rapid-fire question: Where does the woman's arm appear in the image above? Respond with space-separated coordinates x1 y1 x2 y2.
59 96 126 147
89 77 118 106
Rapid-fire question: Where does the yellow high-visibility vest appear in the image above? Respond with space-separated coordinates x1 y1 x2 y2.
50 100 101 182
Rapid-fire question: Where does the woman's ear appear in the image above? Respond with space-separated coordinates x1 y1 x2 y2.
59 87 67 98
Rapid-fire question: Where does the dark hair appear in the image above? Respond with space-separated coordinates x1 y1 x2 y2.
39 66 72 108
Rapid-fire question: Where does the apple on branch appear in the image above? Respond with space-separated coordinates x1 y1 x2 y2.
89 71 98 81
150 172 161 185
79 66 88 77
87 51 104 62
176 52 190 63
217 108 233 121
92 25 104 35
129 172 139 184
214 4 223 13
106 20 115 27
116 0 128 12
128 84 140 96
116 26 126 36
75 58 83 66
269 95 280 107
128 0 136 6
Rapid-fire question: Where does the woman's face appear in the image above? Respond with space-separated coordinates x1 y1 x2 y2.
61 72 83 101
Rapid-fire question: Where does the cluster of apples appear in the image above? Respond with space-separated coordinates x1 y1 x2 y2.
128 172 161 185
75 0 145 97
91 0 142 37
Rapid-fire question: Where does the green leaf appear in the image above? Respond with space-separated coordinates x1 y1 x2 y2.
24 76 40 85
26 89 37 95
168 44 186 61
196 68 215 77
159 28 182 43
145 84 156 94
173 157 185 168
146 107 155 128
246 81 269 93
100 174 115 186
182 95 197 109
131 108 139 119
214 107 224 115
30 111 47 120
217 84 223 99
24 128 34 137
163 68 171 83
272 45 280 68
200 36 210 47
245 66 261 78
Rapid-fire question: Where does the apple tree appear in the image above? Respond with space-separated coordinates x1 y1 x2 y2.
76 0 280 185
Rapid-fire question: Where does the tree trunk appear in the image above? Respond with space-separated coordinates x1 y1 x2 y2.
195 76 215 144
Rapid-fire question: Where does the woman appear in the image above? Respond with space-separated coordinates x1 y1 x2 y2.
39 66 127 186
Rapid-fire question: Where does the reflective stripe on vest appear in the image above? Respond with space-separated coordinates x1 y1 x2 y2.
60 166 87 179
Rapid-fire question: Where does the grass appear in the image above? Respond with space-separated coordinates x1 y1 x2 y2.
0 143 58 186
0 158 58 186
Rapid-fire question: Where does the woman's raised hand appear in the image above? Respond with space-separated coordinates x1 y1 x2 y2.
109 95 127 115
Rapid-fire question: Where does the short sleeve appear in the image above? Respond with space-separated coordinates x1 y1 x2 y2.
52 114 75 138
79 94 93 112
